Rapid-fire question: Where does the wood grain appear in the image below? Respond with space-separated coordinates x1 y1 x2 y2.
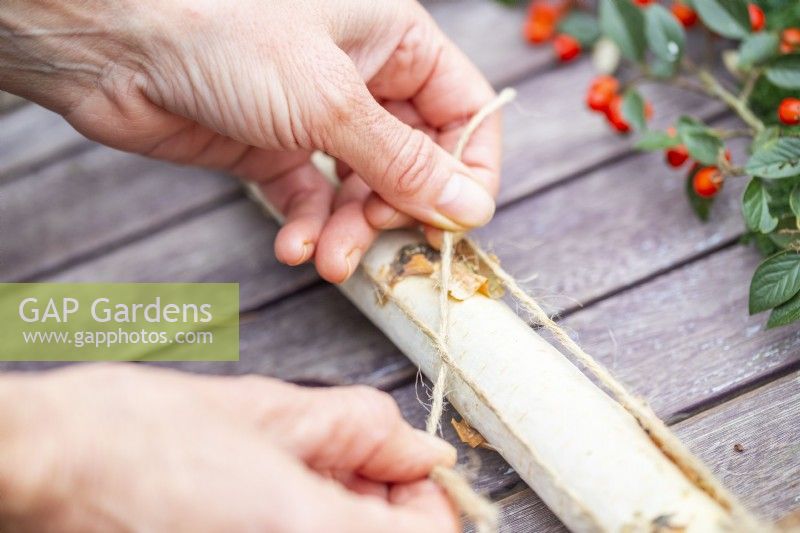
0 147 237 281
0 104 88 181
48 199 317 310
423 0 551 86
558 244 800 420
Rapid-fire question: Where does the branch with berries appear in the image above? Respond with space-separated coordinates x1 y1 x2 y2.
514 0 800 328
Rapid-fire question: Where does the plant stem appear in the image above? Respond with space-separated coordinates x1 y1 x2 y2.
710 127 755 139
739 68 762 103
695 69 765 133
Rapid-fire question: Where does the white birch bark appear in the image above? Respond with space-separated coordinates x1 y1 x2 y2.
339 230 737 532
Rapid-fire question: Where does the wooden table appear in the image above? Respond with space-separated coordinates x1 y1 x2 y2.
1 0 798 529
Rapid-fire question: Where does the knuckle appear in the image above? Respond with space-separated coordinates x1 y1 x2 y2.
384 128 436 199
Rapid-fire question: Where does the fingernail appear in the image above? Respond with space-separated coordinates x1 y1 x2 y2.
436 173 495 228
286 242 313 266
344 248 363 280
298 242 314 264
414 429 457 465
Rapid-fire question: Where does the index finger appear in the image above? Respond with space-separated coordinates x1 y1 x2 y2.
367 10 502 197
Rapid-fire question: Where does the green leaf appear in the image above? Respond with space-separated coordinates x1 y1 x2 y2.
645 4 685 64
621 89 647 131
634 130 680 150
599 0 646 62
558 12 601 48
677 118 723 166
743 231 781 256
752 126 780 152
749 251 800 314
738 32 780 68
765 54 800 89
791 184 800 218
648 57 679 78
746 137 800 179
742 179 779 233
767 290 800 328
686 165 714 221
694 0 751 39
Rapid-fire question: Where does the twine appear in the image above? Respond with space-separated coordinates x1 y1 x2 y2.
415 87 517 532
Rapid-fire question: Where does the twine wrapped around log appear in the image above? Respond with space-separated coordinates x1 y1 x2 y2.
246 88 767 532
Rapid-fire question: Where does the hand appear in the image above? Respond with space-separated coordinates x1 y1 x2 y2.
0 0 501 282
0 364 458 532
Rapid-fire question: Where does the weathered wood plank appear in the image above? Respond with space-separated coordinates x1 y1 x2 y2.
423 0 552 86
488 371 800 530
0 104 88 180
558 244 800 420
50 199 316 311
1 147 237 281
673 371 800 522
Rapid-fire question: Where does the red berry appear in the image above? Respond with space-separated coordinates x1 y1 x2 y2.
524 3 559 43
778 98 800 126
634 0 654 5
604 95 630 133
748 4 765 32
671 3 698 27
666 145 690 167
553 34 581 61
527 1 560 21
524 19 553 43
644 101 654 121
586 75 619 112
693 167 723 198
781 28 800 54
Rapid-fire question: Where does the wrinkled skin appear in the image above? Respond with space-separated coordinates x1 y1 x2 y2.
0 365 458 532
0 0 502 283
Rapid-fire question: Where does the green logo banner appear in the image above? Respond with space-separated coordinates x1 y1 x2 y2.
0 283 239 361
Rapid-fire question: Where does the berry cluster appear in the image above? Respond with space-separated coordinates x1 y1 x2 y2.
524 2 581 62
663 128 730 198
585 75 653 133
513 0 800 328
781 27 800 54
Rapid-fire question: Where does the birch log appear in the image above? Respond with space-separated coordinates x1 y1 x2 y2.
338 230 738 532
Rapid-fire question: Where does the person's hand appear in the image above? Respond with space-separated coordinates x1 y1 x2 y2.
0 0 501 282
0 364 458 532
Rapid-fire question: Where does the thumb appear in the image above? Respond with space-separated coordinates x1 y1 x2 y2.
319 61 495 231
